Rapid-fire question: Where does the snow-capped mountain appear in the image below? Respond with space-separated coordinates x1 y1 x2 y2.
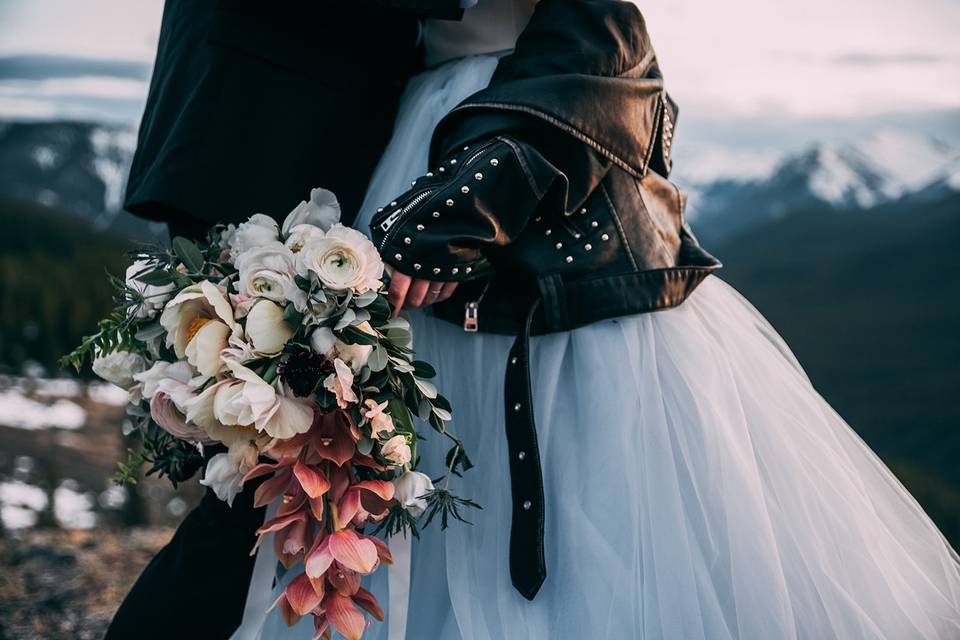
0 120 141 231
683 131 960 243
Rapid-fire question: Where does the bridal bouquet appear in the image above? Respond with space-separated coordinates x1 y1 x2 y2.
63 189 476 639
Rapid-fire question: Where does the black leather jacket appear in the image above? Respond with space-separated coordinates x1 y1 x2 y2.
371 0 720 337
370 0 721 601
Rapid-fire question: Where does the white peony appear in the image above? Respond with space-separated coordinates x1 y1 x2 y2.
91 351 147 389
244 299 294 355
234 241 306 309
159 281 236 378
209 361 313 440
229 214 279 259
282 188 341 237
298 224 384 293
125 260 175 319
381 434 412 466
392 471 434 517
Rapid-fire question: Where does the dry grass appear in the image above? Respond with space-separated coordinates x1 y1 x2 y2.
0 527 172 640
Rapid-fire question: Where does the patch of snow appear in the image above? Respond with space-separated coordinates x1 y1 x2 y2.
32 145 58 169
807 147 883 208
672 143 783 186
90 127 136 212
33 378 82 398
0 389 86 430
852 130 959 194
0 480 49 530
98 485 128 510
54 480 97 529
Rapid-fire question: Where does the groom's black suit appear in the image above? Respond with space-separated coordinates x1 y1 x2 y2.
106 1 458 638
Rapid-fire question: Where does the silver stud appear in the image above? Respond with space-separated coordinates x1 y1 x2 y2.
580 208 587 215
565 256 574 263
460 186 470 194
413 263 422 271
584 243 593 251
534 217 542 222
522 500 532 510
446 198 454 206
555 242 563 250
426 172 434 177
411 180 417 186
591 221 599 228
601 233 610 241
545 229 552 236
432 211 440 218
489 158 499 166
394 253 403 261
377 207 384 213
514 402 522 411
416 224 425 231
517 451 526 460
450 158 457 165
404 237 411 245
474 172 483 181
390 201 397 207
433 267 441 275
463 146 470 151
439 166 445 173
573 233 581 240
510 356 518 365
465 266 472 274
451 267 459 275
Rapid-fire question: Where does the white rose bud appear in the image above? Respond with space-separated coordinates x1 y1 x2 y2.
392 470 434 517
245 299 294 355
230 214 279 259
91 351 147 389
282 187 341 236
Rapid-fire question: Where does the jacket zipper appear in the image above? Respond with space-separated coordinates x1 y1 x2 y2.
373 139 500 252
463 281 491 332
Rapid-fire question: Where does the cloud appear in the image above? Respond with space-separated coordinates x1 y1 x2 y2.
0 55 150 81
830 52 945 66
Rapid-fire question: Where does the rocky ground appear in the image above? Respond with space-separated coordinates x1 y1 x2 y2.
0 527 172 640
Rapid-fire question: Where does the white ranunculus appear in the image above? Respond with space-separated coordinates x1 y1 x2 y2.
125 260 175 319
282 188 341 237
380 434 412 466
159 281 236 378
297 224 384 293
234 241 306 309
91 351 147 389
392 471 434 517
244 299 294 355
229 214 279 259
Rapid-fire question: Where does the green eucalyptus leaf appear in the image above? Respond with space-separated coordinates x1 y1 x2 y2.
137 270 175 286
368 345 388 372
412 360 436 379
172 237 205 272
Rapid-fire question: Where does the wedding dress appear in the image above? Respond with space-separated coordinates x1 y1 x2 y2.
236 1 960 638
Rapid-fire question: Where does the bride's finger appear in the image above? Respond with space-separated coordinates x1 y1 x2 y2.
422 281 446 306
435 282 459 303
388 272 413 317
405 279 432 309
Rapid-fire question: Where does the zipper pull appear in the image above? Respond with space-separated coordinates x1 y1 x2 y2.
379 209 402 233
463 301 479 332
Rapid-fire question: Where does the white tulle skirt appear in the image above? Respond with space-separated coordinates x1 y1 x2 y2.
239 55 960 640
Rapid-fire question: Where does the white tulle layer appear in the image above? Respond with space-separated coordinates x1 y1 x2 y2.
242 55 960 639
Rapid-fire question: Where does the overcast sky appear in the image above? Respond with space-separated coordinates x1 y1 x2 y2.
0 0 957 121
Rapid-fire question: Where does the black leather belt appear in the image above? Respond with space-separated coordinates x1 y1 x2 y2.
503 299 547 600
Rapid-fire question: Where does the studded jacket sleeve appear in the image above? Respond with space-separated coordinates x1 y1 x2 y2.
369 0 676 282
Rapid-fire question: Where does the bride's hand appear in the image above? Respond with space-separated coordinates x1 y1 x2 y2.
388 271 458 317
